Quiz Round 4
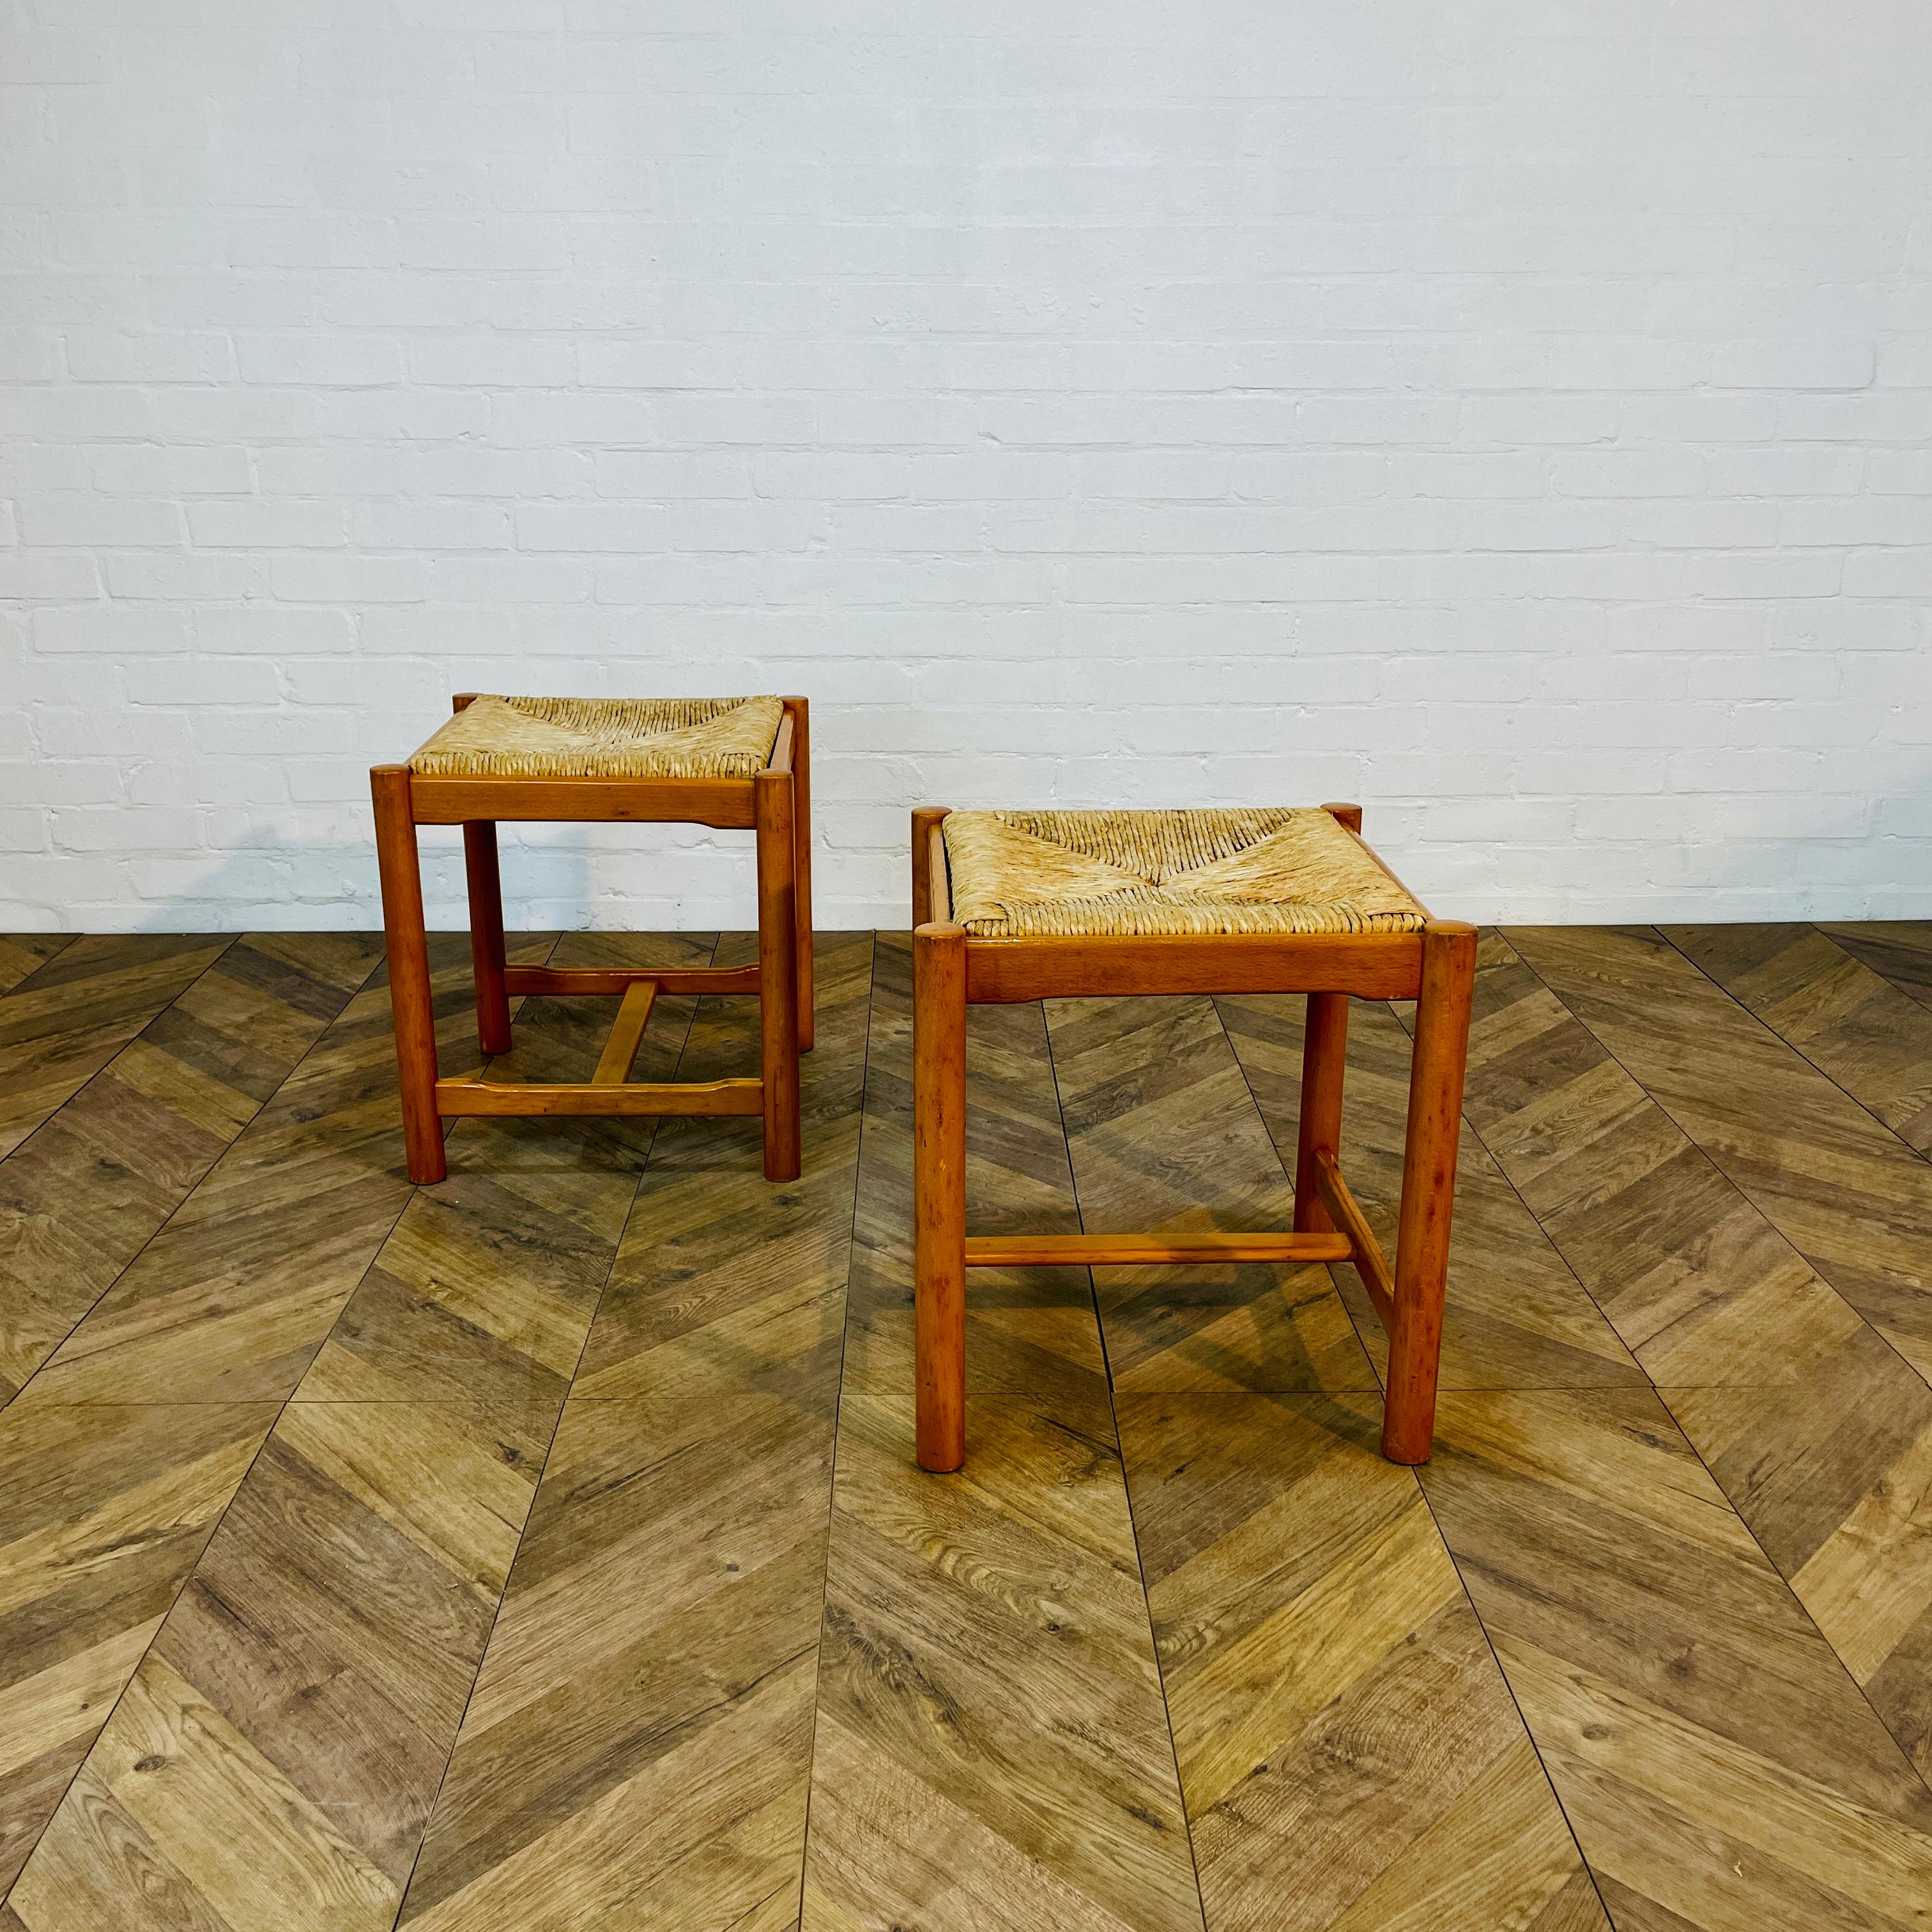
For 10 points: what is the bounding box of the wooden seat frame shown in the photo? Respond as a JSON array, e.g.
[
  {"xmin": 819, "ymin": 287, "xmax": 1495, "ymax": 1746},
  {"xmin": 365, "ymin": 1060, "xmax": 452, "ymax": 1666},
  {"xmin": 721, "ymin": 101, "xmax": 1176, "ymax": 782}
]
[
  {"xmin": 909, "ymin": 801, "xmax": 1475, "ymax": 1469},
  {"xmin": 370, "ymin": 693, "xmax": 813, "ymax": 1187}
]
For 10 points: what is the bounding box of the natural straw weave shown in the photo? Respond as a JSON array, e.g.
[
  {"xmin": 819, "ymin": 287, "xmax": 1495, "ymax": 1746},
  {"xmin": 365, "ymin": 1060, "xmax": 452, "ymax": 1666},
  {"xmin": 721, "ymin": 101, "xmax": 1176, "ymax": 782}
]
[
  {"xmin": 942, "ymin": 808, "xmax": 1428, "ymax": 938},
  {"xmin": 410, "ymin": 694, "xmax": 784, "ymax": 779}
]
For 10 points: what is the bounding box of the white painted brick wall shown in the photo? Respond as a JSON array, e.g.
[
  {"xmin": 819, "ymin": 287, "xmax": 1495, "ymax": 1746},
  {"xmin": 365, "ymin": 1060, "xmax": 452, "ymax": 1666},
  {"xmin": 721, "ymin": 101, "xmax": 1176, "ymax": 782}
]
[{"xmin": 3, "ymin": 0, "xmax": 1930, "ymax": 931}]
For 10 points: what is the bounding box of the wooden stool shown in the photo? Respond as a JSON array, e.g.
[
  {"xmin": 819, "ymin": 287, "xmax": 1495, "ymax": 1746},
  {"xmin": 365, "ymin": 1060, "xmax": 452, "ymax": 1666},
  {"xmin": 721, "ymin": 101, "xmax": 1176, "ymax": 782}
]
[
  {"xmin": 910, "ymin": 802, "xmax": 1474, "ymax": 1469},
  {"xmin": 371, "ymin": 693, "xmax": 813, "ymax": 1187}
]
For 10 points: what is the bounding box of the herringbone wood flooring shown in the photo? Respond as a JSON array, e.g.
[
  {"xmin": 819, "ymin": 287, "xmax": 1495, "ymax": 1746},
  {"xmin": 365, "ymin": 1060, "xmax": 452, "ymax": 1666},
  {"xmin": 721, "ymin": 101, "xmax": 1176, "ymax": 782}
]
[{"xmin": 2, "ymin": 923, "xmax": 1929, "ymax": 1929}]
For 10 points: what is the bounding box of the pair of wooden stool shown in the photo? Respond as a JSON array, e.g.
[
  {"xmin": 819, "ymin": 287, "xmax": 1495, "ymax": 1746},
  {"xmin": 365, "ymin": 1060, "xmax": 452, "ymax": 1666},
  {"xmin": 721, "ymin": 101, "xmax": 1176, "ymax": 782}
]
[{"xmin": 371, "ymin": 695, "xmax": 1473, "ymax": 1465}]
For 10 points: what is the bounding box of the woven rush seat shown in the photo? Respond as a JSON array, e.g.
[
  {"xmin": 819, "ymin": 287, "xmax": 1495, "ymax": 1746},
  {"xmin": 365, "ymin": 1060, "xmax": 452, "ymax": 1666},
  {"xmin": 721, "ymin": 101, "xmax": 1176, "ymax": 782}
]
[
  {"xmin": 942, "ymin": 807, "xmax": 1428, "ymax": 939},
  {"xmin": 410, "ymin": 694, "xmax": 784, "ymax": 780}
]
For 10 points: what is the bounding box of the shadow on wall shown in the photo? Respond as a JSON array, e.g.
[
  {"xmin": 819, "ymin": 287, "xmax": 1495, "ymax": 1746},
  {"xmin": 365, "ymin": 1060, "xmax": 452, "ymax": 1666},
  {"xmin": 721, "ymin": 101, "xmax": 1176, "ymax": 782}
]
[
  {"xmin": 26, "ymin": 756, "xmax": 1932, "ymax": 935},
  {"xmin": 86, "ymin": 818, "xmax": 776, "ymax": 936},
  {"xmin": 1671, "ymin": 767, "xmax": 1932, "ymax": 926}
]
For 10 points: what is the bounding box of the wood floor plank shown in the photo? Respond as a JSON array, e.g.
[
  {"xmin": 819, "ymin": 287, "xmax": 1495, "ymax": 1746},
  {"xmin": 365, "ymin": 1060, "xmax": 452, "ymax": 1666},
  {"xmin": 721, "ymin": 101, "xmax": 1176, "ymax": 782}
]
[
  {"xmin": 572, "ymin": 931, "xmax": 873, "ymax": 1406},
  {"xmin": 0, "ymin": 934, "xmax": 384, "ymax": 1402},
  {"xmin": 8, "ymin": 931, "xmax": 795, "ymax": 1932},
  {"xmin": 0, "ymin": 936, "xmax": 234, "ymax": 1162},
  {"xmin": 1819, "ymin": 922, "xmax": 1932, "ymax": 1014},
  {"xmin": 803, "ymin": 1392, "xmax": 1203, "ymax": 1932},
  {"xmin": 1457, "ymin": 932, "xmax": 1870, "ymax": 1390},
  {"xmin": 6, "ymin": 1399, "xmax": 548, "ymax": 1932},
  {"xmin": 401, "ymin": 1391, "xmax": 833, "ymax": 1931},
  {"xmin": 1507, "ymin": 925, "xmax": 1932, "ymax": 1384},
  {"xmin": 398, "ymin": 933, "xmax": 873, "ymax": 1930},
  {"xmin": 0, "ymin": 940, "xmax": 72, "ymax": 1001},
  {"xmin": 1045, "ymin": 993, "xmax": 1374, "ymax": 1394},
  {"xmin": 804, "ymin": 937, "xmax": 1199, "ymax": 1928},
  {"xmin": 0, "ymin": 1402, "xmax": 278, "ymax": 1895},
  {"xmin": 1220, "ymin": 989, "xmax": 1644, "ymax": 1392},
  {"xmin": 294, "ymin": 933, "xmax": 710, "ymax": 1416},
  {"xmin": 10, "ymin": 921, "xmax": 1930, "ymax": 1927},
  {"xmin": 1452, "ymin": 931, "xmax": 1932, "ymax": 1781},
  {"xmin": 1118, "ymin": 1392, "xmax": 1604, "ymax": 1932},
  {"xmin": 1669, "ymin": 1368, "xmax": 1932, "ymax": 1786},
  {"xmin": 1665, "ymin": 923, "xmax": 1932, "ymax": 1156},
  {"xmin": 839, "ymin": 933, "xmax": 1110, "ymax": 1423},
  {"xmin": 10, "ymin": 931, "xmax": 554, "ymax": 1407},
  {"xmin": 1419, "ymin": 1386, "xmax": 1932, "ymax": 1931}
]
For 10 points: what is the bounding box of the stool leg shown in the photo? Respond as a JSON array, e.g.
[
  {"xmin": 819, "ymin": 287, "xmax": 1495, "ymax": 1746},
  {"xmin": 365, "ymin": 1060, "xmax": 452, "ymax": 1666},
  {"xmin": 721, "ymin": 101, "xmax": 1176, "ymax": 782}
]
[
  {"xmin": 1292, "ymin": 993, "xmax": 1349, "ymax": 1232},
  {"xmin": 755, "ymin": 766, "xmax": 802, "ymax": 1183},
  {"xmin": 462, "ymin": 821, "xmax": 512, "ymax": 1056},
  {"xmin": 1384, "ymin": 919, "xmax": 1476, "ymax": 1463},
  {"xmin": 914, "ymin": 921, "xmax": 967, "ymax": 1472},
  {"xmin": 371, "ymin": 765, "xmax": 445, "ymax": 1185},
  {"xmin": 788, "ymin": 696, "xmax": 815, "ymax": 1053}
]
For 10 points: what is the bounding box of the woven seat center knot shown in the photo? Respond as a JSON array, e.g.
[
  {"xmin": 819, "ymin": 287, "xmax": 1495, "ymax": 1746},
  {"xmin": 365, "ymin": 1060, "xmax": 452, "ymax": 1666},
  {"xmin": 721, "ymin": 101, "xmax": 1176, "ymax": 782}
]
[
  {"xmin": 410, "ymin": 694, "xmax": 784, "ymax": 780},
  {"xmin": 942, "ymin": 808, "xmax": 1428, "ymax": 939}
]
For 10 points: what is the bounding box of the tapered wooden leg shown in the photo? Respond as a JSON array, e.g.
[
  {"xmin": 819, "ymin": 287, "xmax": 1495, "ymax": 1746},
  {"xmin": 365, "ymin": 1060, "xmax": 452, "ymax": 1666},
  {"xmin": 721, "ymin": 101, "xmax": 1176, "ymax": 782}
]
[
  {"xmin": 1384, "ymin": 919, "xmax": 1477, "ymax": 1463},
  {"xmin": 371, "ymin": 764, "xmax": 445, "ymax": 1184},
  {"xmin": 914, "ymin": 920, "xmax": 967, "ymax": 1471},
  {"xmin": 755, "ymin": 766, "xmax": 802, "ymax": 1183},
  {"xmin": 786, "ymin": 697, "xmax": 815, "ymax": 1052},
  {"xmin": 1292, "ymin": 992, "xmax": 1350, "ymax": 1232},
  {"xmin": 462, "ymin": 820, "xmax": 512, "ymax": 1056}
]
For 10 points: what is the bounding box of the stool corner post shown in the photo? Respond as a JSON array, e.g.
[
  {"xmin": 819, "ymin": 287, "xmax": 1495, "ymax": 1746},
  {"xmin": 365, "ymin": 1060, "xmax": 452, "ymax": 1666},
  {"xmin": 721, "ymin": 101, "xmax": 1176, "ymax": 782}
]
[
  {"xmin": 370, "ymin": 762, "xmax": 445, "ymax": 1184},
  {"xmin": 1291, "ymin": 990, "xmax": 1351, "ymax": 1234},
  {"xmin": 755, "ymin": 765, "xmax": 802, "ymax": 1181},
  {"xmin": 783, "ymin": 698, "xmax": 815, "ymax": 1052},
  {"xmin": 1383, "ymin": 917, "xmax": 1476, "ymax": 1462},
  {"xmin": 461, "ymin": 818, "xmax": 512, "ymax": 1056},
  {"xmin": 913, "ymin": 919, "xmax": 967, "ymax": 1471}
]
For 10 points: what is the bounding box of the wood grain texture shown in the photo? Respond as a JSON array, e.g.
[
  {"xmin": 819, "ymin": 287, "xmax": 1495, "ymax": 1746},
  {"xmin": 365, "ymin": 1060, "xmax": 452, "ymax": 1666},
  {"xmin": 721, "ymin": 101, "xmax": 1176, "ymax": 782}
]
[
  {"xmin": 401, "ymin": 1392, "xmax": 832, "ymax": 1931},
  {"xmin": 4, "ymin": 918, "xmax": 1929, "ymax": 1929},
  {"xmin": 1221, "ymin": 986, "xmax": 1645, "ymax": 1393},
  {"xmin": 572, "ymin": 931, "xmax": 873, "ymax": 1407},
  {"xmin": 1452, "ymin": 931, "xmax": 1932, "ymax": 1782},
  {"xmin": 395, "ymin": 934, "xmax": 872, "ymax": 1929},
  {"xmin": 0, "ymin": 935, "xmax": 383, "ymax": 1402},
  {"xmin": 7, "ymin": 1399, "xmax": 548, "ymax": 1932},
  {"xmin": 0, "ymin": 1403, "xmax": 277, "ymax": 1894},
  {"xmin": 0, "ymin": 940, "xmax": 71, "ymax": 1001},
  {"xmin": 1666, "ymin": 922, "xmax": 1932, "ymax": 1155},
  {"xmin": 806, "ymin": 934, "xmax": 1198, "ymax": 1928},
  {"xmin": 1453, "ymin": 931, "xmax": 1867, "ymax": 1390},
  {"xmin": 1420, "ymin": 1387, "xmax": 1932, "ymax": 1932},
  {"xmin": 1819, "ymin": 921, "xmax": 1932, "ymax": 1014},
  {"xmin": 4, "ymin": 939, "xmax": 675, "ymax": 1929},
  {"xmin": 804, "ymin": 1393, "xmax": 1202, "ymax": 1932},
  {"xmin": 1045, "ymin": 992, "xmax": 1374, "ymax": 1395},
  {"xmin": 1508, "ymin": 924, "xmax": 1932, "ymax": 1384},
  {"xmin": 294, "ymin": 932, "xmax": 712, "ymax": 1417},
  {"xmin": 1119, "ymin": 1392, "xmax": 1605, "ymax": 1932},
  {"xmin": 0, "ymin": 936, "xmax": 233, "ymax": 1162},
  {"xmin": 1670, "ymin": 1366, "xmax": 1932, "ymax": 1786},
  {"xmin": 9, "ymin": 931, "xmax": 556, "ymax": 1408}
]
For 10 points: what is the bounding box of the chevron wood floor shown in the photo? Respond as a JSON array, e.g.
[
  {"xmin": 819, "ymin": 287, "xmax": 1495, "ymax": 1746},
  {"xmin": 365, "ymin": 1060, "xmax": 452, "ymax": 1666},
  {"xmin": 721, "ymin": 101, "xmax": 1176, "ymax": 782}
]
[{"xmin": 2, "ymin": 923, "xmax": 1930, "ymax": 1930}]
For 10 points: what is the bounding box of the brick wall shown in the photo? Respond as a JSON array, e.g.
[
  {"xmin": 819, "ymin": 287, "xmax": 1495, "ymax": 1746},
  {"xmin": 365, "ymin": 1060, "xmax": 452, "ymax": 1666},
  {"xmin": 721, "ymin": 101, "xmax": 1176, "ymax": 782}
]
[{"xmin": 4, "ymin": 1, "xmax": 1930, "ymax": 928}]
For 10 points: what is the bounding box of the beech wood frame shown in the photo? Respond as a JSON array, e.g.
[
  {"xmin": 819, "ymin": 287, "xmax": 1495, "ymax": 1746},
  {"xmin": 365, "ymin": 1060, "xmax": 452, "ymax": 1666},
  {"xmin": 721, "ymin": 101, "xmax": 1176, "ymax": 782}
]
[
  {"xmin": 371, "ymin": 693, "xmax": 813, "ymax": 1187},
  {"xmin": 910, "ymin": 801, "xmax": 1475, "ymax": 1469}
]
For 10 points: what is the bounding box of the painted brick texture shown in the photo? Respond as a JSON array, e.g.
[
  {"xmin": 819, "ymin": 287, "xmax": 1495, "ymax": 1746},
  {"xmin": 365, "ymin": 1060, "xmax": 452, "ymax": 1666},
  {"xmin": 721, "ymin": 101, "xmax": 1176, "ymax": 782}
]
[{"xmin": 3, "ymin": 1, "xmax": 1929, "ymax": 928}]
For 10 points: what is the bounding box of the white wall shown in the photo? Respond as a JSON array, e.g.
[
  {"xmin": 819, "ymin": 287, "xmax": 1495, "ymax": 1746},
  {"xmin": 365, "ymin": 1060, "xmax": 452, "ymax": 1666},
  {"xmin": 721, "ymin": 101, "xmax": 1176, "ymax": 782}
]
[{"xmin": 4, "ymin": 0, "xmax": 1930, "ymax": 932}]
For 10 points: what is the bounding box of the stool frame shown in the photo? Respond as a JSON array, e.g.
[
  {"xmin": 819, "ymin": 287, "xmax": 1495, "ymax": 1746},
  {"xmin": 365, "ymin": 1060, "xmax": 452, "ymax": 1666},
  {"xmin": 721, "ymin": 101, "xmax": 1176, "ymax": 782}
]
[
  {"xmin": 909, "ymin": 801, "xmax": 1475, "ymax": 1469},
  {"xmin": 371, "ymin": 693, "xmax": 813, "ymax": 1187}
]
